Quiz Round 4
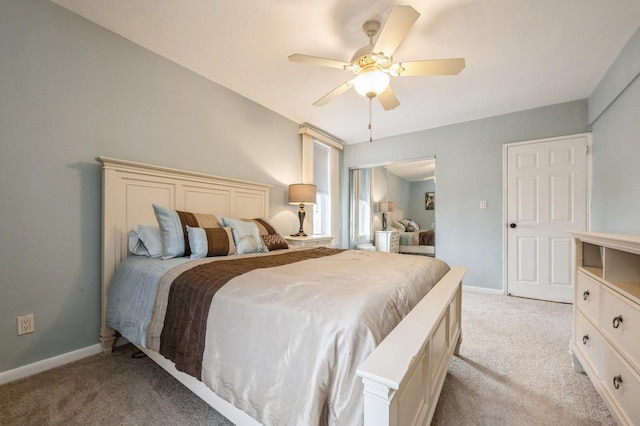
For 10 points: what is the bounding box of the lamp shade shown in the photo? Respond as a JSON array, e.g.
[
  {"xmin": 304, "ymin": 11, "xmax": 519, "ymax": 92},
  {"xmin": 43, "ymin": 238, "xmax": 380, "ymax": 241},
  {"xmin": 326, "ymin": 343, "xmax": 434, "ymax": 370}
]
[
  {"xmin": 288, "ymin": 184, "xmax": 316, "ymax": 205},
  {"xmin": 379, "ymin": 201, "xmax": 394, "ymax": 213},
  {"xmin": 353, "ymin": 70, "xmax": 390, "ymax": 98}
]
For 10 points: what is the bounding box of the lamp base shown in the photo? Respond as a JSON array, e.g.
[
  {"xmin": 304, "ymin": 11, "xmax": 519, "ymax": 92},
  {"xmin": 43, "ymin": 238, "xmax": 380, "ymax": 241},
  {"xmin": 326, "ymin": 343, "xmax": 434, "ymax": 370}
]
[{"xmin": 292, "ymin": 203, "xmax": 307, "ymax": 237}]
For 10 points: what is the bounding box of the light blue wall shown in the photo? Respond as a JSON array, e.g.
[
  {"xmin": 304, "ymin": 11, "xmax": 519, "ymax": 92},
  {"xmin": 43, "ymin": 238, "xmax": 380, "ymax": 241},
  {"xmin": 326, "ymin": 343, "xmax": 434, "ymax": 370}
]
[
  {"xmin": 0, "ymin": 1, "xmax": 301, "ymax": 372},
  {"xmin": 344, "ymin": 100, "xmax": 589, "ymax": 289},
  {"xmin": 589, "ymin": 26, "xmax": 640, "ymax": 230},
  {"xmin": 407, "ymin": 180, "xmax": 436, "ymax": 231}
]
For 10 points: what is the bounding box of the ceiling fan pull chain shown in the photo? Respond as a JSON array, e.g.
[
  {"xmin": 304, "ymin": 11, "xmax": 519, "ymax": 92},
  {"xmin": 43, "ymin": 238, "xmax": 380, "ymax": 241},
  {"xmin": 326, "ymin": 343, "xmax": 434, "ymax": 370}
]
[{"xmin": 369, "ymin": 97, "xmax": 373, "ymax": 142}]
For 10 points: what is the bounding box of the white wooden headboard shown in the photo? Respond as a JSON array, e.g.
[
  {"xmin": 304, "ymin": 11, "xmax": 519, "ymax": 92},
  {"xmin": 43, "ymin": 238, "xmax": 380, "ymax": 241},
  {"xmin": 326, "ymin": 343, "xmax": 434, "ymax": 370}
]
[
  {"xmin": 97, "ymin": 156, "xmax": 271, "ymax": 352},
  {"xmin": 388, "ymin": 206, "xmax": 405, "ymax": 224}
]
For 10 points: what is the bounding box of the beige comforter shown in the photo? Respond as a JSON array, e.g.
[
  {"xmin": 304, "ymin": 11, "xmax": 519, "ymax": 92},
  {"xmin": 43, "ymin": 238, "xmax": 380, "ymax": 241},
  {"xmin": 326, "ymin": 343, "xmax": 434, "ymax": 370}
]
[{"xmin": 146, "ymin": 249, "xmax": 449, "ymax": 425}]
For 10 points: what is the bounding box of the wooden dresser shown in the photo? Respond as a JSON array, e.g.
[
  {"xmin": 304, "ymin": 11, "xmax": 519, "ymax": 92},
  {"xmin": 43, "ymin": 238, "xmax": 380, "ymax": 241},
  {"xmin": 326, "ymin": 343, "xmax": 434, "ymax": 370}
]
[
  {"xmin": 570, "ymin": 231, "xmax": 640, "ymax": 425},
  {"xmin": 375, "ymin": 230, "xmax": 399, "ymax": 253}
]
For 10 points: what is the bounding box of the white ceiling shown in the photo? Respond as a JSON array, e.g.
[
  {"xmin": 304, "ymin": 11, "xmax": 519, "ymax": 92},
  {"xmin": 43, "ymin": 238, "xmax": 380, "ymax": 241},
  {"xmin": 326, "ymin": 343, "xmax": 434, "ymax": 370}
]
[
  {"xmin": 51, "ymin": 0, "xmax": 640, "ymax": 144},
  {"xmin": 387, "ymin": 157, "xmax": 436, "ymax": 181}
]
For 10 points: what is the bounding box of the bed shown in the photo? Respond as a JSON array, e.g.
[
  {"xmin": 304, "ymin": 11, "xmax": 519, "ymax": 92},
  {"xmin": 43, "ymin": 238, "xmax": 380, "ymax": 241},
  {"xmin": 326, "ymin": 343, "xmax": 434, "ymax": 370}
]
[
  {"xmin": 388, "ymin": 208, "xmax": 435, "ymax": 256},
  {"xmin": 98, "ymin": 156, "xmax": 465, "ymax": 426}
]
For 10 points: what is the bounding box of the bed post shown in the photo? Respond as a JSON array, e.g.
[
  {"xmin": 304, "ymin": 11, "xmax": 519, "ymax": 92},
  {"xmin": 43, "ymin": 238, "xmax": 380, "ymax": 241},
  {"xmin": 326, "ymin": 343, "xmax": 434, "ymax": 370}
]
[
  {"xmin": 99, "ymin": 158, "xmax": 117, "ymax": 353},
  {"xmin": 454, "ymin": 333, "xmax": 463, "ymax": 356}
]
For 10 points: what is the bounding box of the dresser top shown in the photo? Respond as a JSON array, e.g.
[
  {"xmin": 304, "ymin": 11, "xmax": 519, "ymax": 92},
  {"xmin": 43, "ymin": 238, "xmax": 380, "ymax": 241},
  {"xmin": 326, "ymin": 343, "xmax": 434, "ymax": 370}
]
[{"xmin": 570, "ymin": 231, "xmax": 640, "ymax": 253}]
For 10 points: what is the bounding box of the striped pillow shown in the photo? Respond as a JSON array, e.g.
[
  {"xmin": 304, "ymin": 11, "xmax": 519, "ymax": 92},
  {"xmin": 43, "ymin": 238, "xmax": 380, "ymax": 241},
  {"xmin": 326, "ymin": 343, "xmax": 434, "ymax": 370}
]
[
  {"xmin": 153, "ymin": 204, "xmax": 222, "ymax": 259},
  {"xmin": 243, "ymin": 218, "xmax": 278, "ymax": 236},
  {"xmin": 186, "ymin": 226, "xmax": 236, "ymax": 258},
  {"xmin": 241, "ymin": 217, "xmax": 288, "ymax": 251}
]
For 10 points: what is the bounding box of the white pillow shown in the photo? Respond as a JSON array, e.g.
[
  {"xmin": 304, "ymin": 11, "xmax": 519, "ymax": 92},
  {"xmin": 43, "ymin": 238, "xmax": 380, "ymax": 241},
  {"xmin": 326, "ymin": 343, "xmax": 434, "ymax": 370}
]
[
  {"xmin": 128, "ymin": 225, "xmax": 162, "ymax": 257},
  {"xmin": 221, "ymin": 217, "xmax": 269, "ymax": 255}
]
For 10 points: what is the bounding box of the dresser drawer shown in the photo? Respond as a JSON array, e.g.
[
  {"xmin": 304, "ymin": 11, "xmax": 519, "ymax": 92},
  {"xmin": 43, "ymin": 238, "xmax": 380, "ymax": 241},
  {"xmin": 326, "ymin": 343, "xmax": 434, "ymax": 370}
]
[
  {"xmin": 576, "ymin": 271, "xmax": 600, "ymax": 324},
  {"xmin": 601, "ymin": 339, "xmax": 640, "ymax": 424},
  {"xmin": 574, "ymin": 310, "xmax": 602, "ymax": 377},
  {"xmin": 600, "ymin": 287, "xmax": 640, "ymax": 371}
]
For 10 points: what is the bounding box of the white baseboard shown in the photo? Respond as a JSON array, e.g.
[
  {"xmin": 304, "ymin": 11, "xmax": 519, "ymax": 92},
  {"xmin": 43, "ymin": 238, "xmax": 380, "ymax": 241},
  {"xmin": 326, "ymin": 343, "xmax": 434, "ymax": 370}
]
[
  {"xmin": 0, "ymin": 344, "xmax": 103, "ymax": 385},
  {"xmin": 462, "ymin": 284, "xmax": 504, "ymax": 295}
]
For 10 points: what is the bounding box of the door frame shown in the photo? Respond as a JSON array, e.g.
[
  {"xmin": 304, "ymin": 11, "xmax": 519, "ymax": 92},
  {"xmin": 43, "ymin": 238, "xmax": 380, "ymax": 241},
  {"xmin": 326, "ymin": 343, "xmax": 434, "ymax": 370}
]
[{"xmin": 502, "ymin": 133, "xmax": 593, "ymax": 296}]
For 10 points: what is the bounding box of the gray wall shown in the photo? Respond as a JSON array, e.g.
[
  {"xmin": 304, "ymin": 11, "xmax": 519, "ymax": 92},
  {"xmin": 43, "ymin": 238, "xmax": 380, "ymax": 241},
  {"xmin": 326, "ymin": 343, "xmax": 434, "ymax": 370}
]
[
  {"xmin": 407, "ymin": 180, "xmax": 436, "ymax": 230},
  {"xmin": 344, "ymin": 100, "xmax": 589, "ymax": 290},
  {"xmin": 589, "ymin": 26, "xmax": 640, "ymax": 230},
  {"xmin": 0, "ymin": 1, "xmax": 301, "ymax": 372}
]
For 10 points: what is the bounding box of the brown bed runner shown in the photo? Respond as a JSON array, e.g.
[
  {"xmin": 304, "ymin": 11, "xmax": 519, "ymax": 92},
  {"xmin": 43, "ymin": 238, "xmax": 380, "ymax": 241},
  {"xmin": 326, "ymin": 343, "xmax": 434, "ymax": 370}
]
[{"xmin": 160, "ymin": 247, "xmax": 344, "ymax": 379}]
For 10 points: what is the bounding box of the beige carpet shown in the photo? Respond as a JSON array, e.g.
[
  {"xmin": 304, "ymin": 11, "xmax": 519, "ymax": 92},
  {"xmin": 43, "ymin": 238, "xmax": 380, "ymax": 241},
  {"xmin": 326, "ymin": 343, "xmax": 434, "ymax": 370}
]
[{"xmin": 1, "ymin": 290, "xmax": 614, "ymax": 425}]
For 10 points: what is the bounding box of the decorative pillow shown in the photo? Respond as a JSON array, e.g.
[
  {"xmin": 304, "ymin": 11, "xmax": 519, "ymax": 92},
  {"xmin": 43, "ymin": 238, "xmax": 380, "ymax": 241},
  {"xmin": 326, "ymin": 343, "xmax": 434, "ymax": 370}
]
[
  {"xmin": 221, "ymin": 217, "xmax": 269, "ymax": 255},
  {"xmin": 388, "ymin": 222, "xmax": 403, "ymax": 232},
  {"xmin": 128, "ymin": 225, "xmax": 163, "ymax": 257},
  {"xmin": 408, "ymin": 219, "xmax": 420, "ymax": 231},
  {"xmin": 262, "ymin": 234, "xmax": 289, "ymax": 251},
  {"xmin": 241, "ymin": 217, "xmax": 280, "ymax": 236},
  {"xmin": 393, "ymin": 221, "xmax": 406, "ymax": 231},
  {"xmin": 186, "ymin": 226, "xmax": 236, "ymax": 258},
  {"xmin": 153, "ymin": 204, "xmax": 222, "ymax": 259}
]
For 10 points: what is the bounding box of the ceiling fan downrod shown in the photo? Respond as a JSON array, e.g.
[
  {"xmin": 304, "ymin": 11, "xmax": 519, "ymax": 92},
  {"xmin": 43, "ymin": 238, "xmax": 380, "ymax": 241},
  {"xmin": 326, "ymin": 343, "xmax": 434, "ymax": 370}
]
[{"xmin": 369, "ymin": 97, "xmax": 373, "ymax": 143}]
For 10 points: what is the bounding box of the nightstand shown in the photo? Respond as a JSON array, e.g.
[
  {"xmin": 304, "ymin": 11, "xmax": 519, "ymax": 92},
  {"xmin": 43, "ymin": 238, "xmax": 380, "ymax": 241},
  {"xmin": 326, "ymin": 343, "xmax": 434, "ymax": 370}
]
[
  {"xmin": 375, "ymin": 230, "xmax": 400, "ymax": 253},
  {"xmin": 284, "ymin": 235, "xmax": 334, "ymax": 248}
]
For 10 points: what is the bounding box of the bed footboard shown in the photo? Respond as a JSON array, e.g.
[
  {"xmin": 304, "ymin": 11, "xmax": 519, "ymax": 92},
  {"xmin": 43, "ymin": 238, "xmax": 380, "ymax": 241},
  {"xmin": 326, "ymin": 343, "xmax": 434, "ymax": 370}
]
[{"xmin": 357, "ymin": 266, "xmax": 465, "ymax": 426}]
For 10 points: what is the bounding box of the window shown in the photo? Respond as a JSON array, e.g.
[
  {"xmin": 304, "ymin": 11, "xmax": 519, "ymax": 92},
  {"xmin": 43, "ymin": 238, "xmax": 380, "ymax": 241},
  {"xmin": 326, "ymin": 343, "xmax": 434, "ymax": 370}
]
[
  {"xmin": 313, "ymin": 141, "xmax": 331, "ymax": 235},
  {"xmin": 299, "ymin": 126, "xmax": 342, "ymax": 243}
]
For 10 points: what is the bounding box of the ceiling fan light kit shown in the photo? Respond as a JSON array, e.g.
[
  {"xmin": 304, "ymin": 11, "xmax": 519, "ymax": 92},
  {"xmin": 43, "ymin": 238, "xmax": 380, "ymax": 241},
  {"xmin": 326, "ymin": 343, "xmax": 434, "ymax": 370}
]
[
  {"xmin": 353, "ymin": 69, "xmax": 390, "ymax": 98},
  {"xmin": 289, "ymin": 5, "xmax": 465, "ymax": 140}
]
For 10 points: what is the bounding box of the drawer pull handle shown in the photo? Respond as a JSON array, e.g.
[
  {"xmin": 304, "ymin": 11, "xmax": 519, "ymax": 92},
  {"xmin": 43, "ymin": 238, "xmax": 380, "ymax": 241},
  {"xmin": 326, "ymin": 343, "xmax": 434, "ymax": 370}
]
[
  {"xmin": 583, "ymin": 290, "xmax": 590, "ymax": 301},
  {"xmin": 613, "ymin": 375, "xmax": 623, "ymax": 390},
  {"xmin": 612, "ymin": 315, "xmax": 623, "ymax": 329},
  {"xmin": 582, "ymin": 334, "xmax": 589, "ymax": 345}
]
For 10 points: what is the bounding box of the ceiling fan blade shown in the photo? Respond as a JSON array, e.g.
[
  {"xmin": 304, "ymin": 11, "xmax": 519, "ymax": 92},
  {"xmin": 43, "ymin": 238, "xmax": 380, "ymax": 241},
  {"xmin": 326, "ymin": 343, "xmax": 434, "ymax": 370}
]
[
  {"xmin": 377, "ymin": 86, "xmax": 400, "ymax": 111},
  {"xmin": 313, "ymin": 81, "xmax": 354, "ymax": 106},
  {"xmin": 373, "ymin": 6, "xmax": 420, "ymax": 57},
  {"xmin": 397, "ymin": 58, "xmax": 466, "ymax": 76},
  {"xmin": 289, "ymin": 54, "xmax": 351, "ymax": 70}
]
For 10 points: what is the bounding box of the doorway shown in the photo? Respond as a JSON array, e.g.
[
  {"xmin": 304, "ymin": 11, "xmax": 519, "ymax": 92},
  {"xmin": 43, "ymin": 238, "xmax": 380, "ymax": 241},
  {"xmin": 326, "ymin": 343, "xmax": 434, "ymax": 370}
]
[{"xmin": 504, "ymin": 133, "xmax": 590, "ymax": 303}]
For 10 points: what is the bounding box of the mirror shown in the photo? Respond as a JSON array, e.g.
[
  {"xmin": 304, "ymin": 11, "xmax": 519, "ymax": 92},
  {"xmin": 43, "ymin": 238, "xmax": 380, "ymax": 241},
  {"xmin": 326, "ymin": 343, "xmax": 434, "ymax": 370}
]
[{"xmin": 349, "ymin": 157, "xmax": 436, "ymax": 256}]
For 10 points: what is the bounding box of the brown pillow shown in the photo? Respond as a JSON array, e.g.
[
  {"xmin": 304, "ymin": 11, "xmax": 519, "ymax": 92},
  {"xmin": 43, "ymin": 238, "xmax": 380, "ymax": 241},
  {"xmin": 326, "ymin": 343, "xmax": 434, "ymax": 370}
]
[{"xmin": 262, "ymin": 234, "xmax": 289, "ymax": 251}]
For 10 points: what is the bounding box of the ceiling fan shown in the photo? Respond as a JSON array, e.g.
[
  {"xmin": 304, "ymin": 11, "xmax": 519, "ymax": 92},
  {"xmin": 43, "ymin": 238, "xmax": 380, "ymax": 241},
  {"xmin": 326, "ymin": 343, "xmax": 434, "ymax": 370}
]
[{"xmin": 289, "ymin": 5, "xmax": 465, "ymax": 111}]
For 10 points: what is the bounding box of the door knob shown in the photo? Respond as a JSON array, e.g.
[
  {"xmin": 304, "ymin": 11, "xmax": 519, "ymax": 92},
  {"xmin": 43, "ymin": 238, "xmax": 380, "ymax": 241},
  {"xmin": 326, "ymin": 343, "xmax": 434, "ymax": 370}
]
[{"xmin": 509, "ymin": 223, "xmax": 517, "ymax": 229}]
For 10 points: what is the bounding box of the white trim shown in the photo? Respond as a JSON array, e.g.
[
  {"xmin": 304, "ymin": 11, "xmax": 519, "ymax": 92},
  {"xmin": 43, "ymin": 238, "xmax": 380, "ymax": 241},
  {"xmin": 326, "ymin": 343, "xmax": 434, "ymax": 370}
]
[
  {"xmin": 298, "ymin": 125, "xmax": 344, "ymax": 150},
  {"xmin": 0, "ymin": 344, "xmax": 102, "ymax": 385},
  {"xmin": 462, "ymin": 284, "xmax": 504, "ymax": 295}
]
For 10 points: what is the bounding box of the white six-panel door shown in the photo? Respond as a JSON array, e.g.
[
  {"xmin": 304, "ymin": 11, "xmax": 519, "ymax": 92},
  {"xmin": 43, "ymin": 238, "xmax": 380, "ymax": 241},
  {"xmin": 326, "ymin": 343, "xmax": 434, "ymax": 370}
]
[{"xmin": 505, "ymin": 134, "xmax": 589, "ymax": 303}]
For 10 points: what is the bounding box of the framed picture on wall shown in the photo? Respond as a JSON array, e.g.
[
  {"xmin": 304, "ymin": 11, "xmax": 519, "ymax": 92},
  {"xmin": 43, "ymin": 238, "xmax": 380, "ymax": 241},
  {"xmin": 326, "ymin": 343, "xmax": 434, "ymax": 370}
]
[{"xmin": 425, "ymin": 192, "xmax": 435, "ymax": 210}]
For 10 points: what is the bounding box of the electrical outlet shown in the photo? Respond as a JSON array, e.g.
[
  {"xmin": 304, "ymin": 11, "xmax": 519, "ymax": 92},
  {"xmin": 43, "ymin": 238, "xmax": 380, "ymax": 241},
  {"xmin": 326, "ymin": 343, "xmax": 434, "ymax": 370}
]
[{"xmin": 17, "ymin": 314, "xmax": 35, "ymax": 335}]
